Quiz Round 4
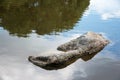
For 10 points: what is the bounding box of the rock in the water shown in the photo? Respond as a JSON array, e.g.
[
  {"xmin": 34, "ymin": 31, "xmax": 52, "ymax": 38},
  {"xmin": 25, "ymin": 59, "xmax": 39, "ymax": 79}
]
[
  {"xmin": 28, "ymin": 32, "xmax": 109, "ymax": 70},
  {"xmin": 28, "ymin": 50, "xmax": 81, "ymax": 70}
]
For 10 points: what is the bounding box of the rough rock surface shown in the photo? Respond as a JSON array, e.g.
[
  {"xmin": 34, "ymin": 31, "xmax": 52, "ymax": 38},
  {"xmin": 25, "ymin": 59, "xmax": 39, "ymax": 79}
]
[{"xmin": 28, "ymin": 32, "xmax": 109, "ymax": 70}]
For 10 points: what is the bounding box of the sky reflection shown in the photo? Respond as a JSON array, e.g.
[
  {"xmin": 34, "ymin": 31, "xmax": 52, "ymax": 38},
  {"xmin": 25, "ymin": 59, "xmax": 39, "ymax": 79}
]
[
  {"xmin": 72, "ymin": 58, "xmax": 120, "ymax": 80},
  {"xmin": 0, "ymin": 0, "xmax": 120, "ymax": 80},
  {"xmin": 89, "ymin": 0, "xmax": 120, "ymax": 20}
]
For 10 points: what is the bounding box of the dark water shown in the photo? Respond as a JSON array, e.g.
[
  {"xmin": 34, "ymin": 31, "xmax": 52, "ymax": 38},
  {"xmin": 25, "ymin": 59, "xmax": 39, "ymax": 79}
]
[{"xmin": 0, "ymin": 0, "xmax": 120, "ymax": 80}]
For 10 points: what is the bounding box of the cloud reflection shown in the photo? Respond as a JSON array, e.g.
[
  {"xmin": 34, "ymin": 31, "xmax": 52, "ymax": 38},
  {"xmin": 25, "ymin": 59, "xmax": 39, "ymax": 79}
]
[
  {"xmin": 0, "ymin": 30, "xmax": 120, "ymax": 80},
  {"xmin": 0, "ymin": 62, "xmax": 76, "ymax": 80},
  {"xmin": 90, "ymin": 0, "xmax": 120, "ymax": 20},
  {"xmin": 72, "ymin": 58, "xmax": 120, "ymax": 80}
]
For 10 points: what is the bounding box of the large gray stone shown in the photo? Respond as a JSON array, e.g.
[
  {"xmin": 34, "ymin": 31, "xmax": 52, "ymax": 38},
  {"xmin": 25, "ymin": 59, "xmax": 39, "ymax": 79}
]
[{"xmin": 28, "ymin": 32, "xmax": 109, "ymax": 70}]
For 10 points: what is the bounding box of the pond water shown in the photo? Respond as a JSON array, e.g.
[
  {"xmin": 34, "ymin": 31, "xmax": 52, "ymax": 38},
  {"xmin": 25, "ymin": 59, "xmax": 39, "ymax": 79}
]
[{"xmin": 0, "ymin": 0, "xmax": 120, "ymax": 80}]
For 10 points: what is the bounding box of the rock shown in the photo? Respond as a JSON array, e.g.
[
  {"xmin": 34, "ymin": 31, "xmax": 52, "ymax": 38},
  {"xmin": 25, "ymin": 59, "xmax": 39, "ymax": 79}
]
[
  {"xmin": 28, "ymin": 50, "xmax": 81, "ymax": 70},
  {"xmin": 57, "ymin": 32, "xmax": 109, "ymax": 52},
  {"xmin": 28, "ymin": 32, "xmax": 109, "ymax": 70}
]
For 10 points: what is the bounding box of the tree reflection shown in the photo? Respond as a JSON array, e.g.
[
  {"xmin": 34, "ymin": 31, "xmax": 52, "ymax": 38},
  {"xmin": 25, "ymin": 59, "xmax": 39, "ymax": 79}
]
[{"xmin": 0, "ymin": 0, "xmax": 90, "ymax": 37}]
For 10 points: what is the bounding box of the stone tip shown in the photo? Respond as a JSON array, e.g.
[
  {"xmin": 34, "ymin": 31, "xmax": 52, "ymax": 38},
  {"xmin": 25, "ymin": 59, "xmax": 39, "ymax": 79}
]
[
  {"xmin": 28, "ymin": 56, "xmax": 34, "ymax": 62},
  {"xmin": 57, "ymin": 47, "xmax": 65, "ymax": 51}
]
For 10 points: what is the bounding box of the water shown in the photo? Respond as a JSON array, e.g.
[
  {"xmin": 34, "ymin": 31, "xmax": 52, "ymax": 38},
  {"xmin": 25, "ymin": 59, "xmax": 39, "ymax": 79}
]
[{"xmin": 0, "ymin": 0, "xmax": 120, "ymax": 80}]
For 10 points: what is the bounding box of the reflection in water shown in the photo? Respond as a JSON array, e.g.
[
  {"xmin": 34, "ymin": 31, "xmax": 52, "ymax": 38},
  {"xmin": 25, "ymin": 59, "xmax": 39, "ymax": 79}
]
[
  {"xmin": 90, "ymin": 0, "xmax": 120, "ymax": 20},
  {"xmin": 72, "ymin": 59, "xmax": 120, "ymax": 80},
  {"xmin": 0, "ymin": 0, "xmax": 89, "ymax": 37},
  {"xmin": 0, "ymin": 0, "xmax": 120, "ymax": 80},
  {"xmin": 81, "ymin": 52, "xmax": 98, "ymax": 61}
]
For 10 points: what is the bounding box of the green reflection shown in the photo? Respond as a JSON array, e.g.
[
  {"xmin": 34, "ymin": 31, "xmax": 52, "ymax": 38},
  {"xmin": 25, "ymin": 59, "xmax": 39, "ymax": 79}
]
[{"xmin": 0, "ymin": 0, "xmax": 89, "ymax": 37}]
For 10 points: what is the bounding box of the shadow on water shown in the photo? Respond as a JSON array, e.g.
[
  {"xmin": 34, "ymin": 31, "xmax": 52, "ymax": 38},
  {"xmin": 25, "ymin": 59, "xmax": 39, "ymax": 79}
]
[{"xmin": 0, "ymin": 0, "xmax": 90, "ymax": 37}]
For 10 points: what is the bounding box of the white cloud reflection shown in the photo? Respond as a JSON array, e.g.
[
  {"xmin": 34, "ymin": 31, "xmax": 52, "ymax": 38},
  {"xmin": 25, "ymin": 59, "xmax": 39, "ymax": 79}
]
[
  {"xmin": 0, "ymin": 61, "xmax": 76, "ymax": 80},
  {"xmin": 0, "ymin": 31, "xmax": 79, "ymax": 80},
  {"xmin": 0, "ymin": 36, "xmax": 119, "ymax": 80},
  {"xmin": 90, "ymin": 0, "xmax": 120, "ymax": 20}
]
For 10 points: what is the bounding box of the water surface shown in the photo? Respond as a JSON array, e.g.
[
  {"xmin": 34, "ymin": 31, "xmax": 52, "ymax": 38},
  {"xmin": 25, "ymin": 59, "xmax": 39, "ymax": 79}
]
[{"xmin": 0, "ymin": 0, "xmax": 120, "ymax": 80}]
